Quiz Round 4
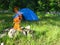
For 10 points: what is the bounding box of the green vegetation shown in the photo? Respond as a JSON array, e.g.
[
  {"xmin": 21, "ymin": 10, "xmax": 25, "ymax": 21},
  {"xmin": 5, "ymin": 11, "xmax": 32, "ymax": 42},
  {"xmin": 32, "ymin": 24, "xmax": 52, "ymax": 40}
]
[
  {"xmin": 0, "ymin": 13, "xmax": 60, "ymax": 45},
  {"xmin": 0, "ymin": 0, "xmax": 60, "ymax": 45},
  {"xmin": 0, "ymin": 0, "xmax": 60, "ymax": 11}
]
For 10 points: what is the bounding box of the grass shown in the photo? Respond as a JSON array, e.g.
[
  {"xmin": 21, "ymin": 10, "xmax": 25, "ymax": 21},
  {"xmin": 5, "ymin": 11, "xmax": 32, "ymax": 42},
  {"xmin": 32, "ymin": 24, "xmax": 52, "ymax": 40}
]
[{"xmin": 0, "ymin": 13, "xmax": 60, "ymax": 45}]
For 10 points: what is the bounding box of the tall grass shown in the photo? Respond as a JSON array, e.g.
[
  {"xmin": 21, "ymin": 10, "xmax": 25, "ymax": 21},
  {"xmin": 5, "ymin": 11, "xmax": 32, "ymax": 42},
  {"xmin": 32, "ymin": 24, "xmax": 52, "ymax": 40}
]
[{"xmin": 0, "ymin": 13, "xmax": 60, "ymax": 45}]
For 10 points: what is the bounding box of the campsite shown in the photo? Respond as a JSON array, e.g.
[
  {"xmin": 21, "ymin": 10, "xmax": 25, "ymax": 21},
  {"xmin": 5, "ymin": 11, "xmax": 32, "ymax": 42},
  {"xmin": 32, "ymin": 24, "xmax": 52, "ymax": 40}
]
[{"xmin": 0, "ymin": 0, "xmax": 60, "ymax": 45}]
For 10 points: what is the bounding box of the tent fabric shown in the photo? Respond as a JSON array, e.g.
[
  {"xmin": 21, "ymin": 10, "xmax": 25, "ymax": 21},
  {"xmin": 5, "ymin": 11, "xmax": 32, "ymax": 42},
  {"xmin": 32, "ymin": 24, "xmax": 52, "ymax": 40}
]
[{"xmin": 19, "ymin": 8, "xmax": 38, "ymax": 21}]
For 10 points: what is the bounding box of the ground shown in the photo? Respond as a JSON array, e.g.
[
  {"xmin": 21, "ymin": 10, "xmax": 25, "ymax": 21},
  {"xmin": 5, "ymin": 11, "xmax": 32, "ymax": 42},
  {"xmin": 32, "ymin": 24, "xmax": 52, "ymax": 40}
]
[{"xmin": 0, "ymin": 13, "xmax": 60, "ymax": 45}]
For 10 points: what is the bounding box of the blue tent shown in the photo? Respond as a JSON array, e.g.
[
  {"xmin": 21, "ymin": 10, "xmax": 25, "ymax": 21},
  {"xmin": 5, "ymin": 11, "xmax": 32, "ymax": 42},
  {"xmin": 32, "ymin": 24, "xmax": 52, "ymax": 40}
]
[{"xmin": 19, "ymin": 8, "xmax": 38, "ymax": 21}]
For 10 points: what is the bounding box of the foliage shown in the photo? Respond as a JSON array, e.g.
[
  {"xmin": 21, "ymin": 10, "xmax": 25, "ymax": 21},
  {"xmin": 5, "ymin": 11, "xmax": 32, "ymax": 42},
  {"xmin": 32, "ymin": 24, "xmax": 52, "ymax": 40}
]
[{"xmin": 0, "ymin": 0, "xmax": 60, "ymax": 11}]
